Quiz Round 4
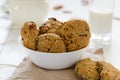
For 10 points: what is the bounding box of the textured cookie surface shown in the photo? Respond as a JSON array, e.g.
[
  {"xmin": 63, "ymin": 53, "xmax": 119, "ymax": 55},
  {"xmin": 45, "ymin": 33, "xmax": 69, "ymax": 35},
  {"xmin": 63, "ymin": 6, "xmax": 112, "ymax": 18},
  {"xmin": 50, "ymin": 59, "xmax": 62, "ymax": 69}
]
[
  {"xmin": 57, "ymin": 19, "xmax": 91, "ymax": 52},
  {"xmin": 37, "ymin": 33, "xmax": 66, "ymax": 53},
  {"xmin": 39, "ymin": 18, "xmax": 63, "ymax": 34},
  {"xmin": 21, "ymin": 21, "xmax": 39, "ymax": 50},
  {"xmin": 75, "ymin": 58, "xmax": 120, "ymax": 80},
  {"xmin": 75, "ymin": 58, "xmax": 100, "ymax": 80},
  {"xmin": 98, "ymin": 61, "xmax": 120, "ymax": 80}
]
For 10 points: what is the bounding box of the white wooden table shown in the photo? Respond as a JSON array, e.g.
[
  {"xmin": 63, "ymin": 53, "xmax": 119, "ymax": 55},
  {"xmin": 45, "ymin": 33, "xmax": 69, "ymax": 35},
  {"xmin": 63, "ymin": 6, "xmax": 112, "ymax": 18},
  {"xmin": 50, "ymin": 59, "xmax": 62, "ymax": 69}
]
[{"xmin": 0, "ymin": 0, "xmax": 120, "ymax": 79}]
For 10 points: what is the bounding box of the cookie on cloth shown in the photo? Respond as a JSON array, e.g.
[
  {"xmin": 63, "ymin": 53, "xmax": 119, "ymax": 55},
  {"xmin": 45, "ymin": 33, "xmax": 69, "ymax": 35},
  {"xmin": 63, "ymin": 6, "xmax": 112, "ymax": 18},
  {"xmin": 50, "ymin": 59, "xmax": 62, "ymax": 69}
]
[
  {"xmin": 75, "ymin": 58, "xmax": 120, "ymax": 80},
  {"xmin": 75, "ymin": 58, "xmax": 100, "ymax": 80},
  {"xmin": 98, "ymin": 61, "xmax": 120, "ymax": 80}
]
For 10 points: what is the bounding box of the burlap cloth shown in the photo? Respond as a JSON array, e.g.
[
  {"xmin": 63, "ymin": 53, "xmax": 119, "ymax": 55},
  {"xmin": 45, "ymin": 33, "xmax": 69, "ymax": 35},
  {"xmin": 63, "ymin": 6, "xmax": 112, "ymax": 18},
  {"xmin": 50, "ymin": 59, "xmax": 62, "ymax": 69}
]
[
  {"xmin": 9, "ymin": 58, "xmax": 78, "ymax": 80},
  {"xmin": 9, "ymin": 48, "xmax": 104, "ymax": 80}
]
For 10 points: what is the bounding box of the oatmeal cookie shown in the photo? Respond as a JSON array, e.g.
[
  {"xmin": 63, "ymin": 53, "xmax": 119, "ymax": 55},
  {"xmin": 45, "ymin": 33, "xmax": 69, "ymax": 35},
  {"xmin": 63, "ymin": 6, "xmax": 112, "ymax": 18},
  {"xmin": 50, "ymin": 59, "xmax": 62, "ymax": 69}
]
[
  {"xmin": 75, "ymin": 58, "xmax": 100, "ymax": 80},
  {"xmin": 39, "ymin": 18, "xmax": 63, "ymax": 34},
  {"xmin": 98, "ymin": 61, "xmax": 120, "ymax": 80},
  {"xmin": 21, "ymin": 21, "xmax": 39, "ymax": 50},
  {"xmin": 37, "ymin": 33, "xmax": 66, "ymax": 53},
  {"xmin": 57, "ymin": 19, "xmax": 91, "ymax": 52},
  {"xmin": 75, "ymin": 58, "xmax": 120, "ymax": 80}
]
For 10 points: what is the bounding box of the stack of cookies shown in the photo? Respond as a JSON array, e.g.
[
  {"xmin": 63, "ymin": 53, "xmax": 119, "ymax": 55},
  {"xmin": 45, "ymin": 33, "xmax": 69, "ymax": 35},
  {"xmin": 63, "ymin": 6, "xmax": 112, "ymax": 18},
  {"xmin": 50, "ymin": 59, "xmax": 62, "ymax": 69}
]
[{"xmin": 21, "ymin": 18, "xmax": 91, "ymax": 53}]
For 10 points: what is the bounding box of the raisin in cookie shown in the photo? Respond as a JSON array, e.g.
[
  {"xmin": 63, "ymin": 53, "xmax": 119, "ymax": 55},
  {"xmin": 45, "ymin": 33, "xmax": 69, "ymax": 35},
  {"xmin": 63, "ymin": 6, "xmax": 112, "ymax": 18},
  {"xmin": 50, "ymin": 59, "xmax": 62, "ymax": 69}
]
[
  {"xmin": 21, "ymin": 21, "xmax": 39, "ymax": 50},
  {"xmin": 75, "ymin": 58, "xmax": 100, "ymax": 80},
  {"xmin": 98, "ymin": 61, "xmax": 120, "ymax": 80},
  {"xmin": 57, "ymin": 19, "xmax": 91, "ymax": 52},
  {"xmin": 37, "ymin": 33, "xmax": 66, "ymax": 53},
  {"xmin": 39, "ymin": 18, "xmax": 63, "ymax": 34}
]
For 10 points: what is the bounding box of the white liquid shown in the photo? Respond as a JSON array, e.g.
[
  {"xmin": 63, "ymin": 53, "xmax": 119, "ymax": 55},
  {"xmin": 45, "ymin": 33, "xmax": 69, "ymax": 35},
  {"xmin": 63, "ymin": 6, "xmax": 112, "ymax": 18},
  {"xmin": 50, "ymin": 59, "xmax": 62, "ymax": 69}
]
[{"xmin": 89, "ymin": 8, "xmax": 113, "ymax": 34}]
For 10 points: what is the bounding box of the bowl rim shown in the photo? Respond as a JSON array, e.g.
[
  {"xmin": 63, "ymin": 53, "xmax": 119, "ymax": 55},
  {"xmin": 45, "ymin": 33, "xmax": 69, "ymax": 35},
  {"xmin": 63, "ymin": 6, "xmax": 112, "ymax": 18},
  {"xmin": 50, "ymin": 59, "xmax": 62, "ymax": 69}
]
[{"xmin": 18, "ymin": 36, "xmax": 88, "ymax": 55}]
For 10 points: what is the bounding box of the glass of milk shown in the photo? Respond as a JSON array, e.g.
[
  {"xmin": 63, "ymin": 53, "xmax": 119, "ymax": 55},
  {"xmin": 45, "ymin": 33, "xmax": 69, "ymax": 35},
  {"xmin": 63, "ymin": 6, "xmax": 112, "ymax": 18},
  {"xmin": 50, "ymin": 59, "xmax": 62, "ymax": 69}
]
[
  {"xmin": 89, "ymin": 0, "xmax": 115, "ymax": 45},
  {"xmin": 6, "ymin": 0, "xmax": 48, "ymax": 26}
]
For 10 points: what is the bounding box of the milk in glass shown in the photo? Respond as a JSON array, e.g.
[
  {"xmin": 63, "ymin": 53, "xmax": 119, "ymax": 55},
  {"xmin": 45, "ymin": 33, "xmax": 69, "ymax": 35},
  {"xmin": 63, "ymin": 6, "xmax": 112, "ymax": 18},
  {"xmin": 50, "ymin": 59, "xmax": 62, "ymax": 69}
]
[
  {"xmin": 89, "ymin": 0, "xmax": 115, "ymax": 45},
  {"xmin": 90, "ymin": 8, "xmax": 113, "ymax": 34}
]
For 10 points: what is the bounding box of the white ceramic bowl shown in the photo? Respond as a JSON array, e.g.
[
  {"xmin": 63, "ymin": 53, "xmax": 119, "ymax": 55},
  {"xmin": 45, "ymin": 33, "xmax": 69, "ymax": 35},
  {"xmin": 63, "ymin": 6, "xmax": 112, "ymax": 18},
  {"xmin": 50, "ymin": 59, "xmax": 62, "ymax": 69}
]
[{"xmin": 18, "ymin": 36, "xmax": 87, "ymax": 69}]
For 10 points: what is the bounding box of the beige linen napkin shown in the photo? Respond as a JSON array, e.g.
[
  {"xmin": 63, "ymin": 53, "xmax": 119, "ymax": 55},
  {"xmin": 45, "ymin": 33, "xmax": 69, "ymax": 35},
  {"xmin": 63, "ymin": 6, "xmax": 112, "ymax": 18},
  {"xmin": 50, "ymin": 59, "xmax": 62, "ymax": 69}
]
[{"xmin": 9, "ymin": 58, "xmax": 79, "ymax": 80}]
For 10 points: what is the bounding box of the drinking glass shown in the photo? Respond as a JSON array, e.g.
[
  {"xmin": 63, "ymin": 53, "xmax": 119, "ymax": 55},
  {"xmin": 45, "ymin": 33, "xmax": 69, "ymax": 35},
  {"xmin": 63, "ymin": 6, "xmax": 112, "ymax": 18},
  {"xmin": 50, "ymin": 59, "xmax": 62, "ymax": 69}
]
[{"xmin": 89, "ymin": 0, "xmax": 115, "ymax": 45}]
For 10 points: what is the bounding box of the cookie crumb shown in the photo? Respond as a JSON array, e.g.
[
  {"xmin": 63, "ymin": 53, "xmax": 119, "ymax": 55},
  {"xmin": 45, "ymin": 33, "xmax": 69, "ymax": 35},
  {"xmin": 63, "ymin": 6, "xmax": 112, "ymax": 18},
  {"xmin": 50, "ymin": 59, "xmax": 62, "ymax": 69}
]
[
  {"xmin": 81, "ymin": 0, "xmax": 89, "ymax": 6},
  {"xmin": 94, "ymin": 48, "xmax": 103, "ymax": 54},
  {"xmin": 114, "ymin": 17, "xmax": 120, "ymax": 21},
  {"xmin": 63, "ymin": 10, "xmax": 72, "ymax": 14},
  {"xmin": 53, "ymin": 5, "xmax": 63, "ymax": 10}
]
